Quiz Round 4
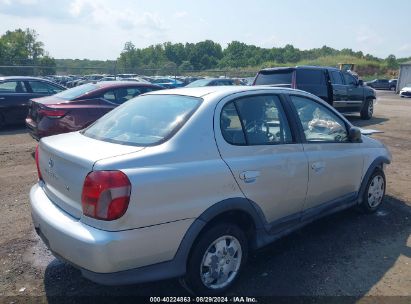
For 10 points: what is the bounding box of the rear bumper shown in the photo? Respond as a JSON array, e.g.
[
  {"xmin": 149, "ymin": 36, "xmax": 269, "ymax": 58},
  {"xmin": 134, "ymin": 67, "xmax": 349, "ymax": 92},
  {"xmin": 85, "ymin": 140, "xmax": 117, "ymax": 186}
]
[
  {"xmin": 25, "ymin": 118, "xmax": 40, "ymax": 140},
  {"xmin": 30, "ymin": 183, "xmax": 194, "ymax": 283}
]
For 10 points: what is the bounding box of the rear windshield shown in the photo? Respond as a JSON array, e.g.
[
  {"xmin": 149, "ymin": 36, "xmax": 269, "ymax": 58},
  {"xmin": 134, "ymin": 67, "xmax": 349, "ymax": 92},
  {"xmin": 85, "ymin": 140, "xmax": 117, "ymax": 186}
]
[
  {"xmin": 54, "ymin": 83, "xmax": 99, "ymax": 100},
  {"xmin": 82, "ymin": 94, "xmax": 202, "ymax": 146},
  {"xmin": 254, "ymin": 71, "xmax": 293, "ymax": 85}
]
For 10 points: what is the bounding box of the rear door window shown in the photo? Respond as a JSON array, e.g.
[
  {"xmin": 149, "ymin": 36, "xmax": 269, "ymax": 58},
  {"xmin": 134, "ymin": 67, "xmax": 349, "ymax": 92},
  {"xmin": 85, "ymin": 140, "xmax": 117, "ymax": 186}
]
[
  {"xmin": 296, "ymin": 69, "xmax": 326, "ymax": 85},
  {"xmin": 221, "ymin": 95, "xmax": 293, "ymax": 145},
  {"xmin": 103, "ymin": 87, "xmax": 152, "ymax": 105},
  {"xmin": 0, "ymin": 81, "xmax": 27, "ymax": 93},
  {"xmin": 254, "ymin": 71, "xmax": 293, "ymax": 85}
]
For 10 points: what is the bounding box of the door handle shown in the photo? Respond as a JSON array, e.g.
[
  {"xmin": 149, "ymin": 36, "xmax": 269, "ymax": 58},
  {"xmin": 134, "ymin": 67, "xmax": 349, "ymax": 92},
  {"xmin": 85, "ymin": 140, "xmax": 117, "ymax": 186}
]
[
  {"xmin": 0, "ymin": 97, "xmax": 5, "ymax": 100},
  {"xmin": 239, "ymin": 170, "xmax": 260, "ymax": 183},
  {"xmin": 311, "ymin": 162, "xmax": 325, "ymax": 172}
]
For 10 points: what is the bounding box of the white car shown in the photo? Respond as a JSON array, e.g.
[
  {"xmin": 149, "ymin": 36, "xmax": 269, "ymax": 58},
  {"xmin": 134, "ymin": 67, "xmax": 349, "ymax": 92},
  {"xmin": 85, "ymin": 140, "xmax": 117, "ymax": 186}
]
[
  {"xmin": 30, "ymin": 86, "xmax": 391, "ymax": 294},
  {"xmin": 400, "ymin": 84, "xmax": 411, "ymax": 97}
]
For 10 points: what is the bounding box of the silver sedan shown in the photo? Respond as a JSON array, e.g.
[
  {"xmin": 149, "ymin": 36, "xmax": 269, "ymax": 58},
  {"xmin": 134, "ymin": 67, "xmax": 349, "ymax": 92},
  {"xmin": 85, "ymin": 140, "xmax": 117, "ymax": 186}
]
[{"xmin": 30, "ymin": 86, "xmax": 391, "ymax": 295}]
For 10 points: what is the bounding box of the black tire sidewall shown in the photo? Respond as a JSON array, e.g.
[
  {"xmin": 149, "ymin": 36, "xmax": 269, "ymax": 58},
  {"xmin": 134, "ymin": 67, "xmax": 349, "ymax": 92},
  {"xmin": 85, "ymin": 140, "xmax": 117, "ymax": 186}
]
[
  {"xmin": 0, "ymin": 112, "xmax": 4, "ymax": 129},
  {"xmin": 183, "ymin": 223, "xmax": 248, "ymax": 295},
  {"xmin": 360, "ymin": 99, "xmax": 373, "ymax": 120},
  {"xmin": 361, "ymin": 169, "xmax": 386, "ymax": 213}
]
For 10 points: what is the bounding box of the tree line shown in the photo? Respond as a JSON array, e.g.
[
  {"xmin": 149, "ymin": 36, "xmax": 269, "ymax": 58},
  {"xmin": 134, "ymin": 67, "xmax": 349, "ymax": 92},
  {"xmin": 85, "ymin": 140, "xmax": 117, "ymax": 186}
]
[
  {"xmin": 117, "ymin": 40, "xmax": 406, "ymax": 73},
  {"xmin": 1, "ymin": 28, "xmax": 410, "ymax": 77}
]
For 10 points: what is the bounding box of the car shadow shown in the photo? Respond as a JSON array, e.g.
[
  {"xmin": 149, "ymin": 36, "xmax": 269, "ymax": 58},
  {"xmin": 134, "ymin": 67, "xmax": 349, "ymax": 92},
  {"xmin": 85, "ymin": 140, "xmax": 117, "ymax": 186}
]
[
  {"xmin": 345, "ymin": 115, "xmax": 389, "ymax": 128},
  {"xmin": 43, "ymin": 195, "xmax": 411, "ymax": 301},
  {"xmin": 0, "ymin": 124, "xmax": 28, "ymax": 136}
]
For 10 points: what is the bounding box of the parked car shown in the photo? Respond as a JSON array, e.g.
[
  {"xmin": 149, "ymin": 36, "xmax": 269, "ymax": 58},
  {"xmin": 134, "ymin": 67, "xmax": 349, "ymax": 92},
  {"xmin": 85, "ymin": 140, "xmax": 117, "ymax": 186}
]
[
  {"xmin": 399, "ymin": 84, "xmax": 411, "ymax": 97},
  {"xmin": 185, "ymin": 78, "xmax": 236, "ymax": 87},
  {"xmin": 121, "ymin": 77, "xmax": 151, "ymax": 84},
  {"xmin": 0, "ymin": 76, "xmax": 66, "ymax": 128},
  {"xmin": 389, "ymin": 79, "xmax": 397, "ymax": 91},
  {"xmin": 31, "ymin": 86, "xmax": 391, "ymax": 295},
  {"xmin": 150, "ymin": 77, "xmax": 184, "ymax": 89},
  {"xmin": 253, "ymin": 66, "xmax": 376, "ymax": 119},
  {"xmin": 26, "ymin": 81, "xmax": 162, "ymax": 139},
  {"xmin": 365, "ymin": 79, "xmax": 391, "ymax": 90}
]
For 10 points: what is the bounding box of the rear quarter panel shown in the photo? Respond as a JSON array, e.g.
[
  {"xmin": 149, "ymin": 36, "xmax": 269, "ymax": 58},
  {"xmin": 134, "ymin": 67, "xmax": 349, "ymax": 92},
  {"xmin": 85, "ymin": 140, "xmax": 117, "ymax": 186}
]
[{"xmin": 83, "ymin": 98, "xmax": 245, "ymax": 231}]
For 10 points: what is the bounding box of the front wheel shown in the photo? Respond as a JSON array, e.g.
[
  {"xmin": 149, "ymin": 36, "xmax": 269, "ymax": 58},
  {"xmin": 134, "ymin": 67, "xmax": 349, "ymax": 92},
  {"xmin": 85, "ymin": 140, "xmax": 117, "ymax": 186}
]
[
  {"xmin": 360, "ymin": 99, "xmax": 373, "ymax": 120},
  {"xmin": 359, "ymin": 169, "xmax": 386, "ymax": 213},
  {"xmin": 180, "ymin": 223, "xmax": 248, "ymax": 295}
]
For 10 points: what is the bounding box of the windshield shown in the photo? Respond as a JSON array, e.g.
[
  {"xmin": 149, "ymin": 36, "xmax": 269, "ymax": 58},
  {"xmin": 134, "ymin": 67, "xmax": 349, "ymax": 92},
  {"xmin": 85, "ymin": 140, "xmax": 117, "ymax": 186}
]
[
  {"xmin": 83, "ymin": 94, "xmax": 202, "ymax": 146},
  {"xmin": 254, "ymin": 71, "xmax": 293, "ymax": 85},
  {"xmin": 54, "ymin": 83, "xmax": 99, "ymax": 100},
  {"xmin": 185, "ymin": 79, "xmax": 212, "ymax": 87}
]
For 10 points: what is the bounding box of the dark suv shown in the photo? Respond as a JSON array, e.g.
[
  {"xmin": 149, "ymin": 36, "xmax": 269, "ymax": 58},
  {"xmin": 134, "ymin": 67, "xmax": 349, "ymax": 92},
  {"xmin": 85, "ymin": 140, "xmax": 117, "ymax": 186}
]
[{"xmin": 253, "ymin": 66, "xmax": 376, "ymax": 119}]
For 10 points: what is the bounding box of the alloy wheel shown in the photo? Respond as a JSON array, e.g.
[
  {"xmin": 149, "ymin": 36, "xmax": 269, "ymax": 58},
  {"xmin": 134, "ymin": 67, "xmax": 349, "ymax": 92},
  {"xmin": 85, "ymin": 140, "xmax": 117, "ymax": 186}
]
[{"xmin": 200, "ymin": 235, "xmax": 242, "ymax": 289}]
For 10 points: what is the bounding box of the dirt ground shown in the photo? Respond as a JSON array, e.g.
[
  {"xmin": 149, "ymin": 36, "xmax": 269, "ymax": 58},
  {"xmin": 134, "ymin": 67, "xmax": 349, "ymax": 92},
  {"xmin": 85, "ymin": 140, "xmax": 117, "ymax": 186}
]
[{"xmin": 0, "ymin": 90, "xmax": 410, "ymax": 301}]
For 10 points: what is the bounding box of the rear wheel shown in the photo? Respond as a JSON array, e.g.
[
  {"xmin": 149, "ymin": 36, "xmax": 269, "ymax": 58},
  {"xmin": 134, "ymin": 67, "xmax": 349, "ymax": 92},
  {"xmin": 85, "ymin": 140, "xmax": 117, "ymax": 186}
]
[
  {"xmin": 180, "ymin": 223, "xmax": 248, "ymax": 295},
  {"xmin": 359, "ymin": 169, "xmax": 386, "ymax": 213},
  {"xmin": 0, "ymin": 112, "xmax": 5, "ymax": 129},
  {"xmin": 360, "ymin": 99, "xmax": 373, "ymax": 120},
  {"xmin": 390, "ymin": 86, "xmax": 395, "ymax": 91}
]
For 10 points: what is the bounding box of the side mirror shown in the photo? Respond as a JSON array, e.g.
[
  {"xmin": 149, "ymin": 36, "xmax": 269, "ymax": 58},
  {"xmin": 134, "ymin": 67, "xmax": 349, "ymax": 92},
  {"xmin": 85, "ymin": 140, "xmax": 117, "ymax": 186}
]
[
  {"xmin": 358, "ymin": 79, "xmax": 364, "ymax": 86},
  {"xmin": 348, "ymin": 127, "xmax": 362, "ymax": 142}
]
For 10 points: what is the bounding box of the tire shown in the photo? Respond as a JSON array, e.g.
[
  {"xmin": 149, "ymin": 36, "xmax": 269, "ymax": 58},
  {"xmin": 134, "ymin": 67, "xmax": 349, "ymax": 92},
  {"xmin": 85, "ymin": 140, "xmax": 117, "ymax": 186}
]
[
  {"xmin": 360, "ymin": 98, "xmax": 373, "ymax": 120},
  {"xmin": 180, "ymin": 223, "xmax": 248, "ymax": 295},
  {"xmin": 0, "ymin": 112, "xmax": 5, "ymax": 129},
  {"xmin": 390, "ymin": 86, "xmax": 395, "ymax": 91},
  {"xmin": 359, "ymin": 169, "xmax": 386, "ymax": 213}
]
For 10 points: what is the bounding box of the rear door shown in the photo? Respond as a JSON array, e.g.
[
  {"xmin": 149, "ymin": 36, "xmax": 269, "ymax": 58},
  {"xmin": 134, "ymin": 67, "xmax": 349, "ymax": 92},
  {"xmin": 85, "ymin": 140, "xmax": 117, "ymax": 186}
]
[
  {"xmin": 215, "ymin": 92, "xmax": 308, "ymax": 227},
  {"xmin": 295, "ymin": 69, "xmax": 329, "ymax": 102},
  {"xmin": 0, "ymin": 80, "xmax": 31, "ymax": 124},
  {"xmin": 288, "ymin": 94, "xmax": 364, "ymax": 215},
  {"xmin": 329, "ymin": 70, "xmax": 348, "ymax": 110}
]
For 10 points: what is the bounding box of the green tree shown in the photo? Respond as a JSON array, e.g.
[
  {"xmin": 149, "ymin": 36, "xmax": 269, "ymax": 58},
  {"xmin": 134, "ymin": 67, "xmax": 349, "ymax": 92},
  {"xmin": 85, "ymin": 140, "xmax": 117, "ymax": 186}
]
[
  {"xmin": 0, "ymin": 28, "xmax": 55, "ymax": 75},
  {"xmin": 385, "ymin": 54, "xmax": 398, "ymax": 69}
]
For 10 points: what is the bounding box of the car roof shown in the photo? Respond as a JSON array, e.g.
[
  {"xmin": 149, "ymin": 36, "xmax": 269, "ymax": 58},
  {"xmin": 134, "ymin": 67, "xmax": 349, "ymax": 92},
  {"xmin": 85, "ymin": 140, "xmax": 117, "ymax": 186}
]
[
  {"xmin": 145, "ymin": 85, "xmax": 309, "ymax": 98},
  {"xmin": 259, "ymin": 65, "xmax": 340, "ymax": 73},
  {"xmin": 0, "ymin": 76, "xmax": 52, "ymax": 81},
  {"xmin": 92, "ymin": 81, "xmax": 159, "ymax": 88}
]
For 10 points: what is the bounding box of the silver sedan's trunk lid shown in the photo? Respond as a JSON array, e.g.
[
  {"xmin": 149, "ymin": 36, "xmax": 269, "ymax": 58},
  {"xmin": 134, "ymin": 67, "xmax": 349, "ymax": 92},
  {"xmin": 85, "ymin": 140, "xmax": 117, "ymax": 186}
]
[{"xmin": 38, "ymin": 132, "xmax": 143, "ymax": 219}]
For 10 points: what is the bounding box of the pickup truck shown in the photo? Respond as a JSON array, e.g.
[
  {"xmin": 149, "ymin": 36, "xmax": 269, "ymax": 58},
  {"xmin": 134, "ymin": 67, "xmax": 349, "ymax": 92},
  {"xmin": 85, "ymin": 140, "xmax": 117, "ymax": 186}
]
[{"xmin": 253, "ymin": 66, "xmax": 376, "ymax": 119}]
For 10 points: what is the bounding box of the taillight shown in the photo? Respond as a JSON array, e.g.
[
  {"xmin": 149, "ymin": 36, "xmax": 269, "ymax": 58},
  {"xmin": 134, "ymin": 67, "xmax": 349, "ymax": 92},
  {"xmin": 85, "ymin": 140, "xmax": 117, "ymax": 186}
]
[
  {"xmin": 38, "ymin": 108, "xmax": 67, "ymax": 118},
  {"xmin": 81, "ymin": 171, "xmax": 131, "ymax": 221},
  {"xmin": 35, "ymin": 145, "xmax": 42, "ymax": 180}
]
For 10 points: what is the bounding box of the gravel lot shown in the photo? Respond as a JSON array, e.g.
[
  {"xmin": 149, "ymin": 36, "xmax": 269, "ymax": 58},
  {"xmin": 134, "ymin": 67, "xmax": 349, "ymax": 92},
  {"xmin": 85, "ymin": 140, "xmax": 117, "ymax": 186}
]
[{"xmin": 0, "ymin": 91, "xmax": 410, "ymax": 301}]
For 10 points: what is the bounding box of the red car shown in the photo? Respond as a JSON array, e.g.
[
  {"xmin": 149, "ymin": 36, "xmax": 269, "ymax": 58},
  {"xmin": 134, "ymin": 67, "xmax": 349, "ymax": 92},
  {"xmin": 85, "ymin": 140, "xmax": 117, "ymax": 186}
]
[{"xmin": 26, "ymin": 81, "xmax": 162, "ymax": 139}]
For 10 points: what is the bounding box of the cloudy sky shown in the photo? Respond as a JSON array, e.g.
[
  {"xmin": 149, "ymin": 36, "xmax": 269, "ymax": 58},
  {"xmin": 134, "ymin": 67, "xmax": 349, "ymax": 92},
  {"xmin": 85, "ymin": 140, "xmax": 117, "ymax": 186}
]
[{"xmin": 0, "ymin": 0, "xmax": 410, "ymax": 60}]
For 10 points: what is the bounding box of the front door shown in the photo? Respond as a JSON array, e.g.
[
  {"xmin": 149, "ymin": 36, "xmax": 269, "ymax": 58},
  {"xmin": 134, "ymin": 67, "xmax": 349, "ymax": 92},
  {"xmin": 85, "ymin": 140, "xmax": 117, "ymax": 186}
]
[
  {"xmin": 214, "ymin": 92, "xmax": 308, "ymax": 226},
  {"xmin": 343, "ymin": 72, "xmax": 364, "ymax": 112},
  {"xmin": 288, "ymin": 95, "xmax": 364, "ymax": 212}
]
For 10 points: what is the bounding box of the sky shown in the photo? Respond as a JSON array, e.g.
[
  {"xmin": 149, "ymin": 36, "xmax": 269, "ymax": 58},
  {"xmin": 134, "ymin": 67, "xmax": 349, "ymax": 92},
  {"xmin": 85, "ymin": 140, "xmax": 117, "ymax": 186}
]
[{"xmin": 0, "ymin": 0, "xmax": 410, "ymax": 60}]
